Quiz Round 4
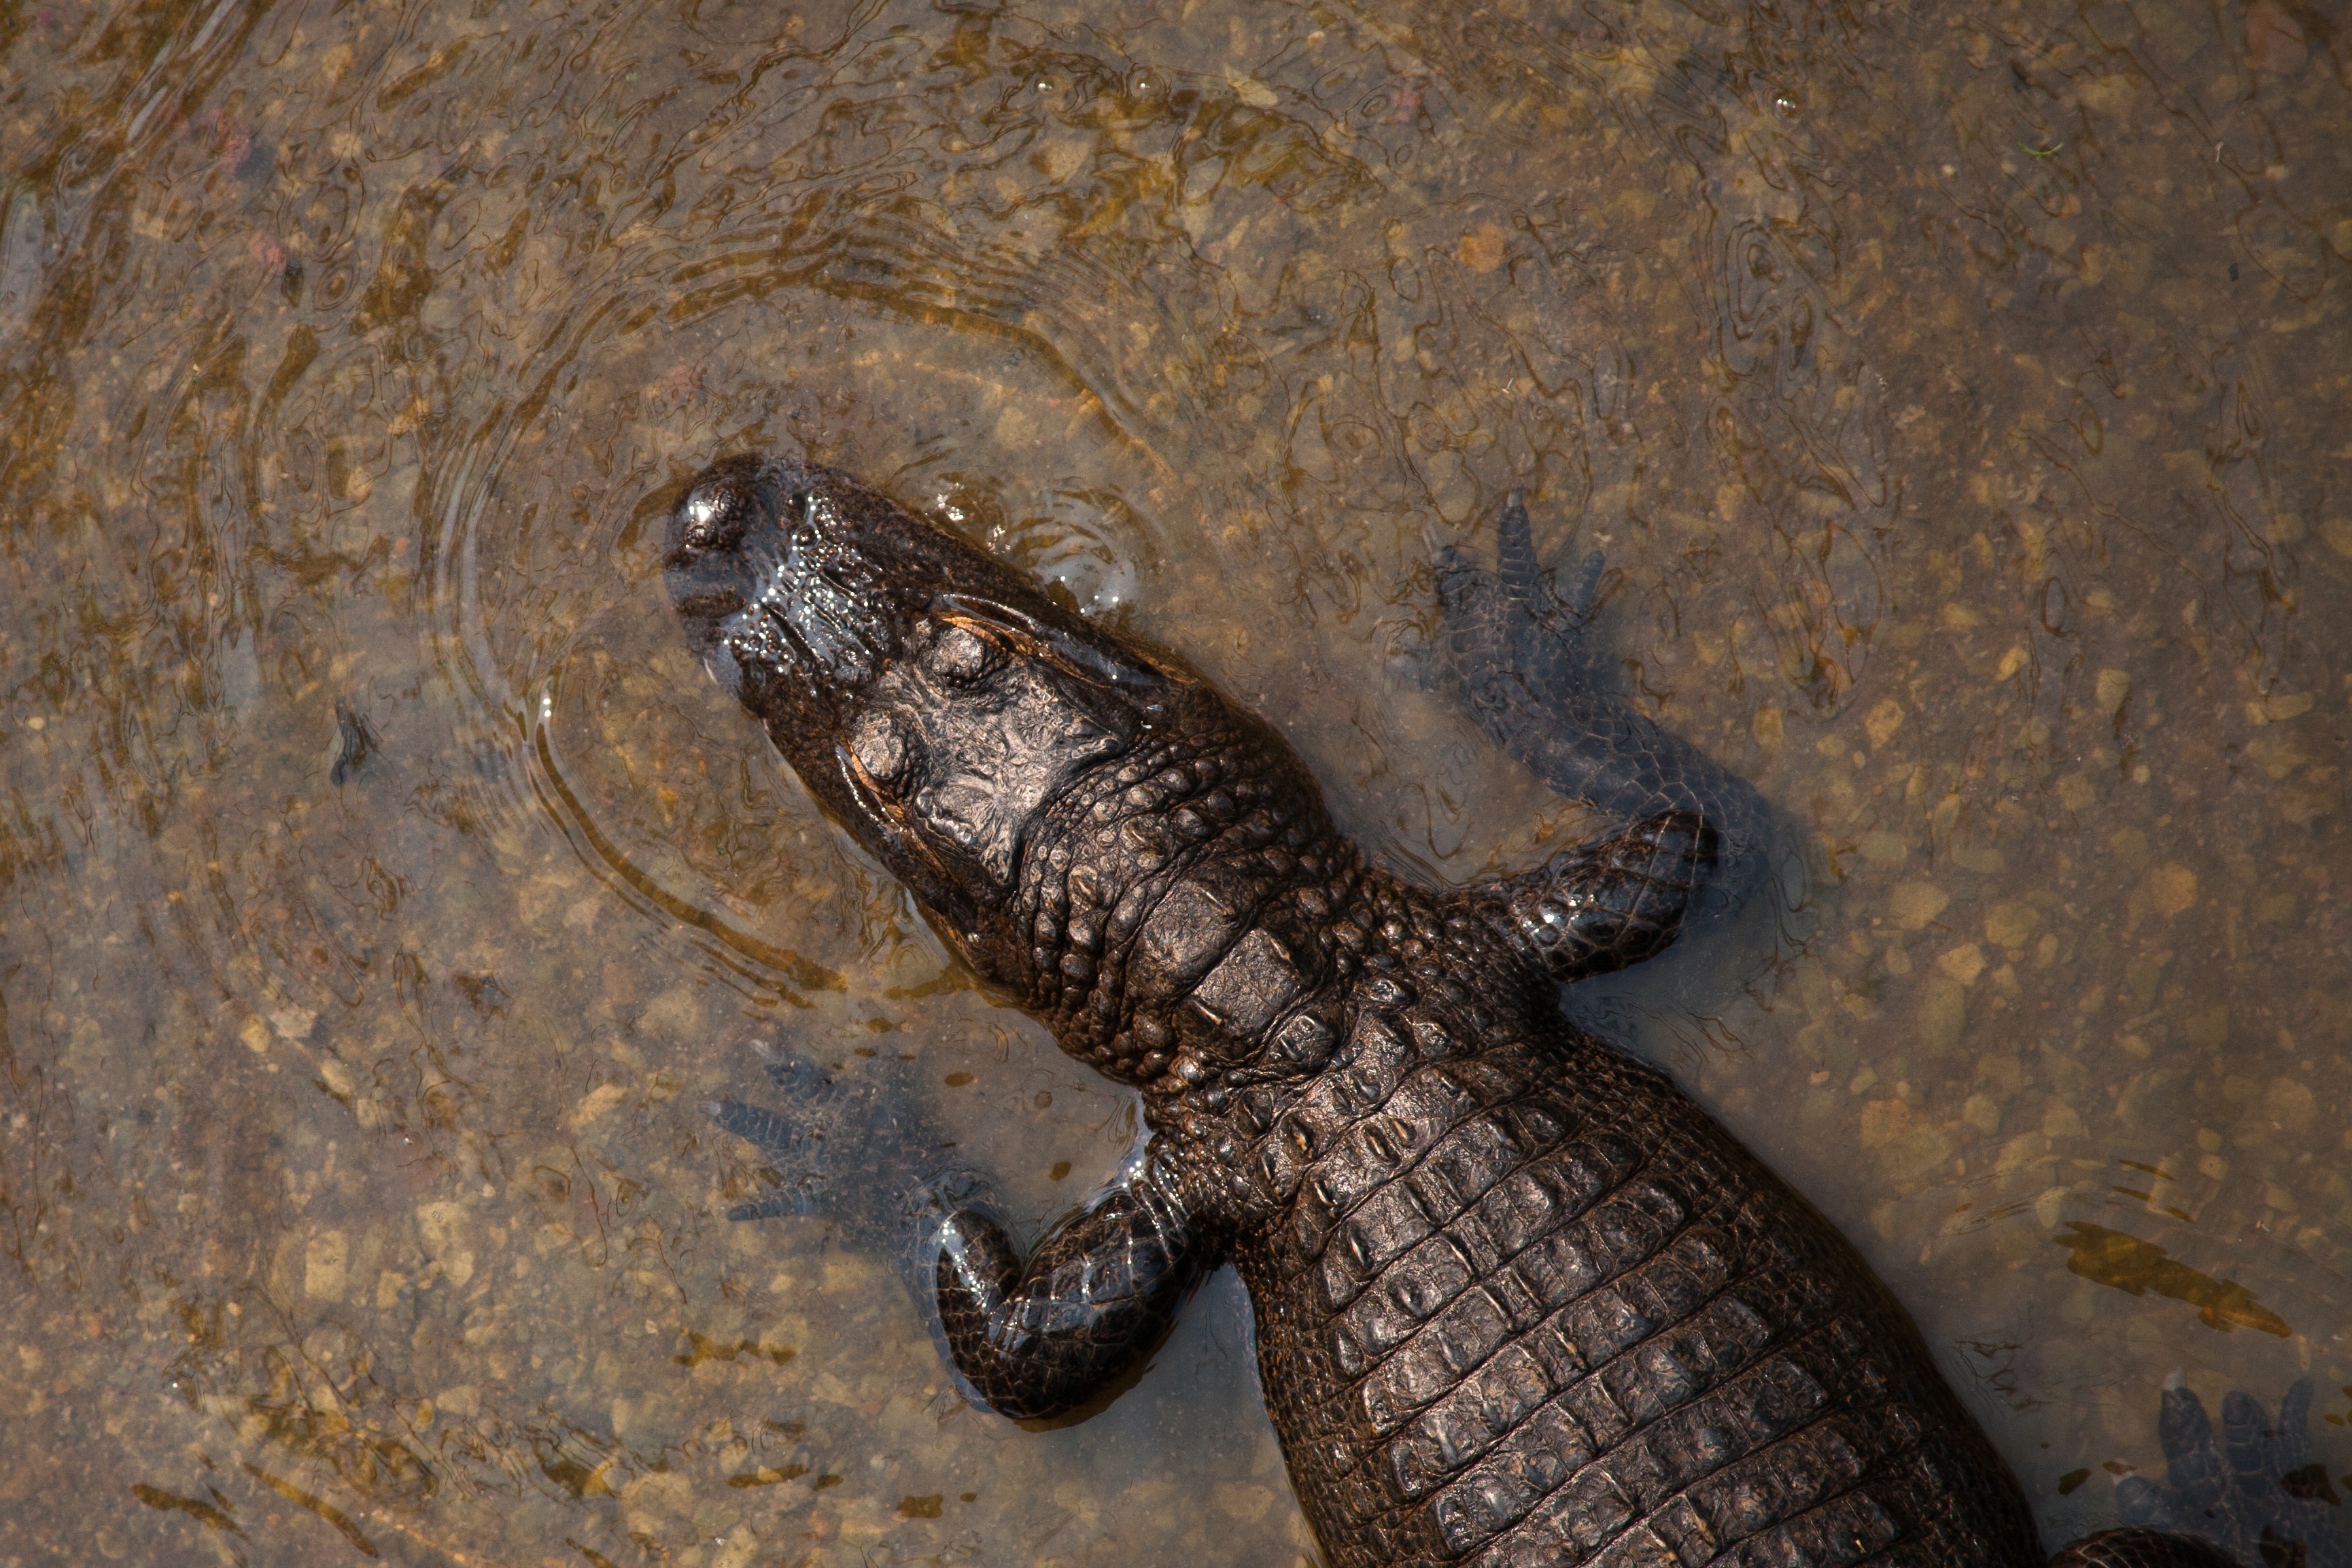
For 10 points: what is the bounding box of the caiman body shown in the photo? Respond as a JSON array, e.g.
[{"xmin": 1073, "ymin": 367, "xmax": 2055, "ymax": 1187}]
[{"xmin": 663, "ymin": 455, "xmax": 2234, "ymax": 1568}]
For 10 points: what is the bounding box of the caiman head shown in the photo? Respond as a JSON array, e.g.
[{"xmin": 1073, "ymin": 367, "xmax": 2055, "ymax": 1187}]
[{"xmin": 663, "ymin": 455, "xmax": 1351, "ymax": 1089}]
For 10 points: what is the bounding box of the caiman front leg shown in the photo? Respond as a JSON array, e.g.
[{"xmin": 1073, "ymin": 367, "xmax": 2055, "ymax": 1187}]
[
  {"xmin": 1461, "ymin": 810, "xmax": 1717, "ymax": 981},
  {"xmin": 1434, "ymin": 491, "xmax": 1767, "ymax": 910},
  {"xmin": 705, "ymin": 1043, "xmax": 1214, "ymax": 1421},
  {"xmin": 922, "ymin": 1149, "xmax": 1208, "ymax": 1420}
]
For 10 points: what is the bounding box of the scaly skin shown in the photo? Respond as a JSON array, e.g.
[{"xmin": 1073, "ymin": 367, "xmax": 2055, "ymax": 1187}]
[{"xmin": 664, "ymin": 454, "xmax": 2251, "ymax": 1568}]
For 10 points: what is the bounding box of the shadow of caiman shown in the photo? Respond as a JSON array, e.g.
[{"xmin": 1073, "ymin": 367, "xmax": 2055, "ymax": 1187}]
[{"xmin": 661, "ymin": 454, "xmax": 2238, "ymax": 1568}]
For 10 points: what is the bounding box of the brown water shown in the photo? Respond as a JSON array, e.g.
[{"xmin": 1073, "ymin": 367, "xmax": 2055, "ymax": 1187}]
[{"xmin": 1, "ymin": 1, "xmax": 2347, "ymax": 1563}]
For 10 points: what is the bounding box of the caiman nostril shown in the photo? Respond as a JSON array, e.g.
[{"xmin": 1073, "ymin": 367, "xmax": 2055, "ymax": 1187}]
[{"xmin": 674, "ymin": 478, "xmax": 746, "ymax": 559}]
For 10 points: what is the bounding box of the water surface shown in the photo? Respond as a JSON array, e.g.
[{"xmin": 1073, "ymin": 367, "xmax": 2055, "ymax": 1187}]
[{"xmin": 1, "ymin": 0, "xmax": 2347, "ymax": 1563}]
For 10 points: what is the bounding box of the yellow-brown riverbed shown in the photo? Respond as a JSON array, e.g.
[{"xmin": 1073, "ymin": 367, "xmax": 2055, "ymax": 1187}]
[{"xmin": 0, "ymin": 1, "xmax": 2347, "ymax": 1563}]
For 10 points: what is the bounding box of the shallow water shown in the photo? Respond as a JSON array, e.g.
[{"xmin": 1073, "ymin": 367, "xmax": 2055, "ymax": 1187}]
[{"xmin": 1, "ymin": 0, "xmax": 2347, "ymax": 1563}]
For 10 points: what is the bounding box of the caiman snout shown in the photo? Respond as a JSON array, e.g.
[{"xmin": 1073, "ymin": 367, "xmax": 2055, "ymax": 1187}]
[
  {"xmin": 659, "ymin": 455, "xmax": 1188, "ymax": 979},
  {"xmin": 662, "ymin": 455, "xmax": 899, "ymax": 704},
  {"xmin": 662, "ymin": 470, "xmax": 754, "ymax": 618}
]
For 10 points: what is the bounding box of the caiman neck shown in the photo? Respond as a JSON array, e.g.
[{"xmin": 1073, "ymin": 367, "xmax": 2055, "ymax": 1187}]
[
  {"xmin": 1007, "ymin": 727, "xmax": 1536, "ymax": 1124},
  {"xmin": 1005, "ymin": 705, "xmax": 1362, "ymax": 1089}
]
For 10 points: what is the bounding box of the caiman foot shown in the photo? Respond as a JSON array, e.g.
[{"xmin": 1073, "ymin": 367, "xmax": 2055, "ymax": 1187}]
[
  {"xmin": 2051, "ymin": 1380, "xmax": 2342, "ymax": 1568},
  {"xmin": 702, "ymin": 1041, "xmax": 974, "ymax": 1248}
]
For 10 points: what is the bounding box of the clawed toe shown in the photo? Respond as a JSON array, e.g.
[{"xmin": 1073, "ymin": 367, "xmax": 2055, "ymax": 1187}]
[
  {"xmin": 1493, "ymin": 489, "xmax": 1601, "ymax": 633},
  {"xmin": 704, "ymin": 1044, "xmax": 878, "ymax": 1223},
  {"xmin": 704, "ymin": 1040, "xmax": 967, "ymax": 1257},
  {"xmin": 1562, "ymin": 547, "xmax": 1606, "ymax": 626},
  {"xmin": 2115, "ymin": 1380, "xmax": 2345, "ymax": 1568}
]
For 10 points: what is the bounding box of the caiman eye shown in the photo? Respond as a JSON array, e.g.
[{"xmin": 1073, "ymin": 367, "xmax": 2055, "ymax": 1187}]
[
  {"xmin": 848, "ymin": 710, "xmax": 912, "ymax": 790},
  {"xmin": 922, "ymin": 622, "xmax": 1003, "ymax": 686}
]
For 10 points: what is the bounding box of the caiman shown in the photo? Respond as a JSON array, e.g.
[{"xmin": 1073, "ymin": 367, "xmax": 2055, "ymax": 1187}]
[{"xmin": 661, "ymin": 453, "xmax": 2252, "ymax": 1568}]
